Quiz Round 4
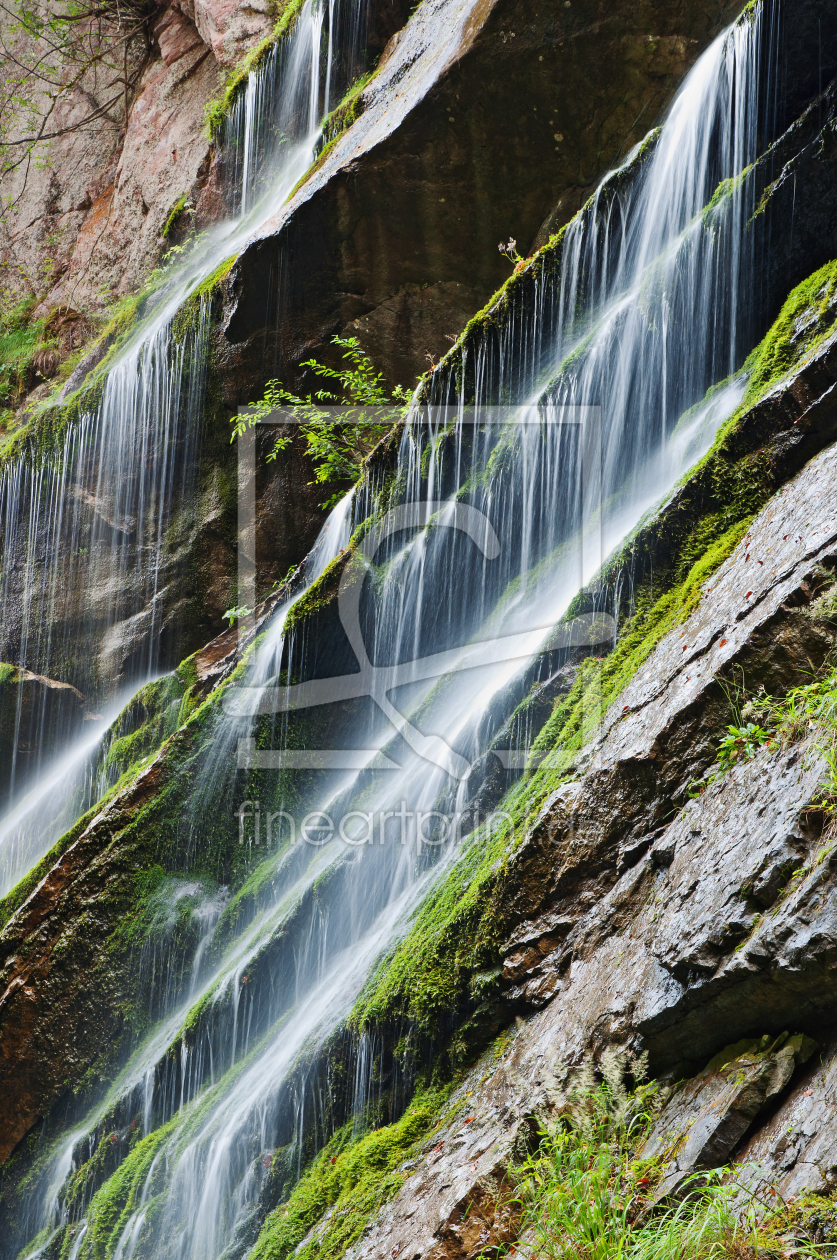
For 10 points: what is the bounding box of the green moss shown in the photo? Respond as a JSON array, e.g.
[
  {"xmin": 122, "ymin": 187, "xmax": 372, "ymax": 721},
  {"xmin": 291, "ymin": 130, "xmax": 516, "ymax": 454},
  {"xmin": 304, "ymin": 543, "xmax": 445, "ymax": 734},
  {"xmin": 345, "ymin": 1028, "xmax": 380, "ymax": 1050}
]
[
  {"xmin": 284, "ymin": 139, "xmax": 338, "ymax": 202},
  {"xmin": 68, "ymin": 1118, "xmax": 178, "ymax": 1260},
  {"xmin": 161, "ymin": 194, "xmax": 189, "ymax": 239},
  {"xmin": 0, "ymin": 650, "xmax": 208, "ymax": 940},
  {"xmin": 534, "ymin": 517, "xmax": 751, "ymax": 762},
  {"xmin": 283, "ymin": 545, "xmax": 357, "ymax": 634},
  {"xmin": 181, "ymin": 987, "xmax": 214, "ymax": 1035},
  {"xmin": 99, "ymin": 666, "xmax": 199, "ymax": 785},
  {"xmin": 0, "ymin": 294, "xmax": 142, "ymax": 471},
  {"xmin": 249, "ymin": 1086, "xmax": 453, "ymax": 1260},
  {"xmin": 701, "ymin": 165, "xmax": 754, "ymax": 226},
  {"xmin": 281, "ymin": 67, "xmax": 380, "ymax": 201},
  {"xmin": 73, "ymin": 292, "xmax": 143, "ymax": 385},
  {"xmin": 0, "ymin": 801, "xmax": 104, "ymax": 932},
  {"xmin": 204, "ymin": 0, "xmax": 307, "ymax": 139},
  {"xmin": 741, "ymin": 258, "xmax": 837, "ymax": 405},
  {"xmin": 108, "ymin": 865, "xmax": 212, "ymax": 954},
  {"xmin": 0, "ymin": 298, "xmax": 46, "ymax": 416},
  {"xmin": 352, "ymin": 818, "xmax": 511, "ymax": 1034},
  {"xmin": 321, "ymin": 70, "xmax": 374, "ymax": 144},
  {"xmin": 194, "ymin": 253, "xmax": 237, "ymax": 297}
]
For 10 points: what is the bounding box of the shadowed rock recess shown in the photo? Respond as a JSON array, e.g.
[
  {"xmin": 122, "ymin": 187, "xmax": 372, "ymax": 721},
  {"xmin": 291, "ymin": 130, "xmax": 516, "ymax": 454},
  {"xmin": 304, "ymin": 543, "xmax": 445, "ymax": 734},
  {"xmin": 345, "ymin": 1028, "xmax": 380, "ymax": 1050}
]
[{"xmin": 5, "ymin": 0, "xmax": 837, "ymax": 1258}]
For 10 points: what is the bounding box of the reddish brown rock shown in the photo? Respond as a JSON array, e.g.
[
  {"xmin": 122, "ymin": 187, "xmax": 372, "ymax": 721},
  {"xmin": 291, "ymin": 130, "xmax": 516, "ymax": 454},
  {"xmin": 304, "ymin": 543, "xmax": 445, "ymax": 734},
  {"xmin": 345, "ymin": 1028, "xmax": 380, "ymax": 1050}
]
[
  {"xmin": 193, "ymin": 0, "xmax": 273, "ymax": 68},
  {"xmin": 155, "ymin": 7, "xmax": 206, "ymax": 67},
  {"xmin": 2, "ymin": 5, "xmax": 224, "ymax": 320}
]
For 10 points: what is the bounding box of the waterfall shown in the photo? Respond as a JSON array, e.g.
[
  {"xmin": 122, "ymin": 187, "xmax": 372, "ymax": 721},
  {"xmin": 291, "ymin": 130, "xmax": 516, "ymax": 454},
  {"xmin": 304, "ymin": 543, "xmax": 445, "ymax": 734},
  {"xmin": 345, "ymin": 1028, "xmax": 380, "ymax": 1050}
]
[
  {"xmin": 0, "ymin": 0, "xmax": 370, "ymax": 893},
  {"xmin": 0, "ymin": 305, "xmax": 210, "ymax": 893},
  {"xmin": 7, "ymin": 2, "xmax": 797, "ymax": 1258},
  {"xmin": 6, "ymin": 6, "xmax": 783, "ymax": 1259}
]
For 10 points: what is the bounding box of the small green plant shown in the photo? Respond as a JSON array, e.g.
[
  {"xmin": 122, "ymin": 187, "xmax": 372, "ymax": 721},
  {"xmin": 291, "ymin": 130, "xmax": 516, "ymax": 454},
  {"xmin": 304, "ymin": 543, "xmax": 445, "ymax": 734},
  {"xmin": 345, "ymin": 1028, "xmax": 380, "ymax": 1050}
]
[
  {"xmin": 498, "ymin": 237, "xmax": 523, "ymax": 265},
  {"xmin": 222, "ymin": 605, "xmax": 252, "ymax": 626},
  {"xmin": 712, "ymin": 667, "xmax": 773, "ymax": 770},
  {"xmin": 498, "ymin": 236, "xmax": 531, "ymax": 275},
  {"xmin": 746, "ymin": 658, "xmax": 837, "ymax": 816},
  {"xmin": 716, "ymin": 721, "xmax": 773, "ymax": 767},
  {"xmin": 506, "ymin": 1052, "xmax": 821, "ymax": 1260},
  {"xmin": 706, "ymin": 658, "xmax": 837, "ymax": 819},
  {"xmin": 231, "ymin": 336, "xmax": 410, "ymax": 507},
  {"xmin": 271, "ymin": 563, "xmax": 300, "ymax": 593}
]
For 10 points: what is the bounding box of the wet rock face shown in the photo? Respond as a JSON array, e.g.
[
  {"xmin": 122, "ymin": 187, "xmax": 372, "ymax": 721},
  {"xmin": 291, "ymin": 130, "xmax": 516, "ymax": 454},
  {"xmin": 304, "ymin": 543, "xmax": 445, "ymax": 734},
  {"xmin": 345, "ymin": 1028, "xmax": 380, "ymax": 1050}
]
[
  {"xmin": 220, "ymin": 0, "xmax": 746, "ymax": 399},
  {"xmin": 218, "ymin": 0, "xmax": 837, "ymax": 400},
  {"xmin": 346, "ymin": 426, "xmax": 837, "ymax": 1258},
  {"xmin": 641, "ymin": 1033, "xmax": 818, "ymax": 1197},
  {"xmin": 740, "ymin": 1040, "xmax": 837, "ymax": 1196},
  {"xmin": 0, "ymin": 667, "xmax": 86, "ymax": 803}
]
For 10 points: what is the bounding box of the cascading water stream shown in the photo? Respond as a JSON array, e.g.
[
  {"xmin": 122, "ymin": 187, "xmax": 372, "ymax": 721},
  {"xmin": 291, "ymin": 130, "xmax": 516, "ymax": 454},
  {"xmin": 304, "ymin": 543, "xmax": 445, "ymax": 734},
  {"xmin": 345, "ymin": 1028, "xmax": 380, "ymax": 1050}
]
[
  {"xmin": 0, "ymin": 302, "xmax": 211, "ymax": 893},
  {"xmin": 8, "ymin": 8, "xmax": 788, "ymax": 1260},
  {"xmin": 0, "ymin": 0, "xmax": 372, "ymax": 892}
]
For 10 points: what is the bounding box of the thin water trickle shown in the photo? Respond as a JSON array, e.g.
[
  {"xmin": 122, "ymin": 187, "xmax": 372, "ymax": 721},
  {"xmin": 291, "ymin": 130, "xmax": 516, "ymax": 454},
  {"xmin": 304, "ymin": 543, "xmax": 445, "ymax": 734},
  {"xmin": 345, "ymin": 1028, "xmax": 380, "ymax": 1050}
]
[{"xmin": 0, "ymin": 301, "xmax": 211, "ymax": 880}]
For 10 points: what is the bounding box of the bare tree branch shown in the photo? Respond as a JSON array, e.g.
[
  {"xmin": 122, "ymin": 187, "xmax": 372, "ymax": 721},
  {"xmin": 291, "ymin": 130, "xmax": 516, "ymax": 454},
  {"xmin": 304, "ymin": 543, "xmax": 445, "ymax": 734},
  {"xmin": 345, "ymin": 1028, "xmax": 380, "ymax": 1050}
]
[{"xmin": 0, "ymin": 0, "xmax": 155, "ymax": 236}]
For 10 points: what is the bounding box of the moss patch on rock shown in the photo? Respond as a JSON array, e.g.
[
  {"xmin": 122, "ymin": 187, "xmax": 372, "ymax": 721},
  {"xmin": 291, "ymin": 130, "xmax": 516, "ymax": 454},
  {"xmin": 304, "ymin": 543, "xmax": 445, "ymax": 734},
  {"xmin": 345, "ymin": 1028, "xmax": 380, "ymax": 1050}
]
[
  {"xmin": 249, "ymin": 1085, "xmax": 454, "ymax": 1260},
  {"xmin": 347, "ymin": 258, "xmax": 837, "ymax": 1050},
  {"xmin": 203, "ymin": 0, "xmax": 307, "ymax": 139},
  {"xmin": 741, "ymin": 258, "xmax": 837, "ymax": 405}
]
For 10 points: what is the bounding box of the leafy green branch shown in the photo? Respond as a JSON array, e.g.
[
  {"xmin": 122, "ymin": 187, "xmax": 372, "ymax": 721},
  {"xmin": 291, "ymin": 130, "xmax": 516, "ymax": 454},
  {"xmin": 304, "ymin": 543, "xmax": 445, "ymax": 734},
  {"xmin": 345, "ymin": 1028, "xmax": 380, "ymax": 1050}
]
[{"xmin": 232, "ymin": 335, "xmax": 410, "ymax": 507}]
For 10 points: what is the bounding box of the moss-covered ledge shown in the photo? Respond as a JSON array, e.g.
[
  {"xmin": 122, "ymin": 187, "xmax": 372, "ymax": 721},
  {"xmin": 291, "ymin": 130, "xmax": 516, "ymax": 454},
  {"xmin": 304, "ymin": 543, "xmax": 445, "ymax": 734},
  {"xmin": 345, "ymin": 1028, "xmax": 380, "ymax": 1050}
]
[
  {"xmin": 0, "ymin": 636, "xmax": 263, "ymax": 1164},
  {"xmin": 345, "ymin": 264, "xmax": 837, "ymax": 1061},
  {"xmin": 0, "ymin": 255, "xmax": 235, "ymax": 474}
]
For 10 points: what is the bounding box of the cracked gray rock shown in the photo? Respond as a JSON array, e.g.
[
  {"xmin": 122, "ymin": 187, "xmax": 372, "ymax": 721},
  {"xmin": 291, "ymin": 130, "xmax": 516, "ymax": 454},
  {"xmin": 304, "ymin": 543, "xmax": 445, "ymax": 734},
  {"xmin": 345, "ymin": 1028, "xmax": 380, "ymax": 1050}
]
[{"xmin": 348, "ymin": 425, "xmax": 837, "ymax": 1260}]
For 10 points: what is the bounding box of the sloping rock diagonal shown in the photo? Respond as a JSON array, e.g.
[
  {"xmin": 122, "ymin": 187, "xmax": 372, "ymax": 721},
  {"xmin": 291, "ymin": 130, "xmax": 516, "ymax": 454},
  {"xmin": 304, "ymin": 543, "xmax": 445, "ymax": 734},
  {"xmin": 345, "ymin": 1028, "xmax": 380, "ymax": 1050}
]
[
  {"xmin": 344, "ymin": 429, "xmax": 837, "ymax": 1260},
  {"xmin": 219, "ymin": 0, "xmax": 752, "ymax": 394}
]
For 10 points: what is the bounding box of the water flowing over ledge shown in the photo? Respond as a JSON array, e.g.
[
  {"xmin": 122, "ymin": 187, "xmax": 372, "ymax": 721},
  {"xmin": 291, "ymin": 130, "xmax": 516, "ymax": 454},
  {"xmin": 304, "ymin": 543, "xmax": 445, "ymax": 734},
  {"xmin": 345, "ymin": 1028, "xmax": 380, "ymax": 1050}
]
[{"xmin": 0, "ymin": 0, "xmax": 375, "ymax": 892}]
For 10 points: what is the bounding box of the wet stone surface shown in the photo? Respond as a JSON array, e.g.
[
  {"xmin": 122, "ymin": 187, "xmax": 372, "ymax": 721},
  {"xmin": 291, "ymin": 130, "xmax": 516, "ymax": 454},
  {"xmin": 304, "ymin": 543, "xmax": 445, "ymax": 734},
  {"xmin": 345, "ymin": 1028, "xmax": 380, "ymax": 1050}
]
[{"xmin": 346, "ymin": 431, "xmax": 837, "ymax": 1259}]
